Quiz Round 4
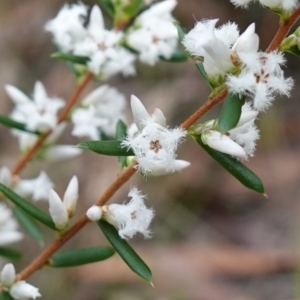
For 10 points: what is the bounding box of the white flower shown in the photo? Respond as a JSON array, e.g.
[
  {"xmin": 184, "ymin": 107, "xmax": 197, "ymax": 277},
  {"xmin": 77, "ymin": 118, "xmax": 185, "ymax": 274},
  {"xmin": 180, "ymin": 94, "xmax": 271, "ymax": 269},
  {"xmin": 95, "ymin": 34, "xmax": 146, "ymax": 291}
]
[
  {"xmin": 9, "ymin": 281, "xmax": 41, "ymax": 300},
  {"xmin": 0, "ymin": 203, "xmax": 23, "ymax": 246},
  {"xmin": 14, "ymin": 171, "xmax": 54, "ymax": 202},
  {"xmin": 86, "ymin": 205, "xmax": 102, "ymax": 221},
  {"xmin": 63, "ymin": 176, "xmax": 79, "ymax": 217},
  {"xmin": 0, "ymin": 167, "xmax": 12, "ymax": 186},
  {"xmin": 122, "ymin": 95, "xmax": 189, "ymax": 175},
  {"xmin": 0, "ymin": 263, "xmax": 15, "ymax": 287},
  {"xmin": 126, "ymin": 0, "xmax": 178, "ymax": 65},
  {"xmin": 45, "ymin": 3, "xmax": 88, "ymax": 52},
  {"xmin": 6, "ymin": 82, "xmax": 64, "ymax": 133},
  {"xmin": 226, "ymin": 51, "xmax": 294, "ymax": 111},
  {"xmin": 103, "ymin": 187, "xmax": 154, "ymax": 239},
  {"xmin": 48, "ymin": 190, "xmax": 69, "ymax": 231},
  {"xmin": 73, "ymin": 5, "xmax": 136, "ymax": 79},
  {"xmin": 230, "ymin": 0, "xmax": 299, "ymax": 12}
]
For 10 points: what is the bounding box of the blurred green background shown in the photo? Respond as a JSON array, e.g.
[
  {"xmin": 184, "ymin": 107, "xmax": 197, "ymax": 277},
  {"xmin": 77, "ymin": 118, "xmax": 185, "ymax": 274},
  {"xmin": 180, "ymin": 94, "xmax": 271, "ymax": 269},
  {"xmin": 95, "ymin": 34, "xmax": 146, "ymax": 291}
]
[{"xmin": 0, "ymin": 0, "xmax": 300, "ymax": 299}]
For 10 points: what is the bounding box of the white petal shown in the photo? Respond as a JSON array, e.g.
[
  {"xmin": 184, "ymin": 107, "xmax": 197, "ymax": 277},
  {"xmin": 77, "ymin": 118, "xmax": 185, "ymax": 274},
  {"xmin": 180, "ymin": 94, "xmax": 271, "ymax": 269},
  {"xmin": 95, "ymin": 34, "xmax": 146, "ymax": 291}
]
[
  {"xmin": 88, "ymin": 6, "xmax": 104, "ymax": 35},
  {"xmin": 49, "ymin": 189, "xmax": 69, "ymax": 230},
  {"xmin": 33, "ymin": 81, "xmax": 48, "ymax": 103},
  {"xmin": 86, "ymin": 205, "xmax": 102, "ymax": 221},
  {"xmin": 45, "ymin": 145, "xmax": 83, "ymax": 161},
  {"xmin": 232, "ymin": 23, "xmax": 259, "ymax": 53},
  {"xmin": 63, "ymin": 176, "xmax": 79, "ymax": 217},
  {"xmin": 130, "ymin": 95, "xmax": 150, "ymax": 130},
  {"xmin": 0, "ymin": 231, "xmax": 24, "ymax": 246},
  {"xmin": 82, "ymin": 85, "xmax": 109, "ymax": 105},
  {"xmin": 0, "ymin": 166, "xmax": 12, "ymax": 186},
  {"xmin": 5, "ymin": 85, "xmax": 31, "ymax": 105},
  {"xmin": 151, "ymin": 108, "xmax": 166, "ymax": 127},
  {"xmin": 1, "ymin": 263, "xmax": 16, "ymax": 287},
  {"xmin": 148, "ymin": 159, "xmax": 190, "ymax": 176},
  {"xmin": 10, "ymin": 281, "xmax": 41, "ymax": 299}
]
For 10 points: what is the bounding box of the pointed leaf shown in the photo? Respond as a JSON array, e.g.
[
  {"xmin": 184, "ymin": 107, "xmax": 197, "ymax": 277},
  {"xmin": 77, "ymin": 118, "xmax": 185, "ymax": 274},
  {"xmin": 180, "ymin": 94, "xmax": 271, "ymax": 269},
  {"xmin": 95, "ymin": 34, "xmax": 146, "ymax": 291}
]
[
  {"xmin": 51, "ymin": 52, "xmax": 90, "ymax": 65},
  {"xmin": 116, "ymin": 120, "xmax": 128, "ymax": 166},
  {"xmin": 196, "ymin": 136, "xmax": 265, "ymax": 194},
  {"xmin": 160, "ymin": 49, "xmax": 189, "ymax": 62},
  {"xmin": 0, "ymin": 247, "xmax": 22, "ymax": 260},
  {"xmin": 13, "ymin": 206, "xmax": 44, "ymax": 244},
  {"xmin": 77, "ymin": 140, "xmax": 134, "ymax": 156},
  {"xmin": 49, "ymin": 246, "xmax": 115, "ymax": 267},
  {"xmin": 173, "ymin": 22, "xmax": 186, "ymax": 42},
  {"xmin": 0, "ymin": 115, "xmax": 38, "ymax": 135},
  {"xmin": 0, "ymin": 183, "xmax": 56, "ymax": 230},
  {"xmin": 195, "ymin": 62, "xmax": 211, "ymax": 87},
  {"xmin": 98, "ymin": 220, "xmax": 152, "ymax": 282},
  {"xmin": 96, "ymin": 0, "xmax": 115, "ymax": 17},
  {"xmin": 217, "ymin": 93, "xmax": 244, "ymax": 134}
]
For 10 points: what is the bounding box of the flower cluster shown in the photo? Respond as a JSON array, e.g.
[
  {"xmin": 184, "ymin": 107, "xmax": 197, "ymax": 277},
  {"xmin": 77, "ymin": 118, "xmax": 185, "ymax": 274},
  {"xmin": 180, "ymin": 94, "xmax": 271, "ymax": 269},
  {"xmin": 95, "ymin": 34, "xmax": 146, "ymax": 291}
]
[
  {"xmin": 183, "ymin": 19, "xmax": 293, "ymax": 111},
  {"xmin": 86, "ymin": 187, "xmax": 154, "ymax": 239},
  {"xmin": 71, "ymin": 85, "xmax": 127, "ymax": 139},
  {"xmin": 45, "ymin": 1, "xmax": 179, "ymax": 78},
  {"xmin": 0, "ymin": 203, "xmax": 23, "ymax": 246},
  {"xmin": 200, "ymin": 102, "xmax": 260, "ymax": 159},
  {"xmin": 48, "ymin": 176, "xmax": 79, "ymax": 231},
  {"xmin": 122, "ymin": 95, "xmax": 190, "ymax": 175},
  {"xmin": 0, "ymin": 264, "xmax": 41, "ymax": 299}
]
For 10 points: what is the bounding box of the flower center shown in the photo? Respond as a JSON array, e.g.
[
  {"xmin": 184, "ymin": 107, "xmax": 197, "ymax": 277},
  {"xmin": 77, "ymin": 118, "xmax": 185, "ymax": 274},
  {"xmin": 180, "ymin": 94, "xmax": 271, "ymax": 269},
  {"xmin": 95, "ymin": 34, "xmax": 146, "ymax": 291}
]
[
  {"xmin": 150, "ymin": 140, "xmax": 162, "ymax": 153},
  {"xmin": 254, "ymin": 69, "xmax": 270, "ymax": 84},
  {"xmin": 152, "ymin": 36, "xmax": 160, "ymax": 44},
  {"xmin": 98, "ymin": 42, "xmax": 107, "ymax": 51},
  {"xmin": 131, "ymin": 211, "xmax": 137, "ymax": 220}
]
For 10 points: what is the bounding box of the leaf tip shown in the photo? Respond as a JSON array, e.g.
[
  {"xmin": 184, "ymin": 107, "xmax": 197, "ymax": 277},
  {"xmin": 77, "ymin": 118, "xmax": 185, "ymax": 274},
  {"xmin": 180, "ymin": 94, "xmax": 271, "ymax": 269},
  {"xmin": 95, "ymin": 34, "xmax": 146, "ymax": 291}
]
[
  {"xmin": 149, "ymin": 281, "xmax": 155, "ymax": 288},
  {"xmin": 262, "ymin": 192, "xmax": 268, "ymax": 199}
]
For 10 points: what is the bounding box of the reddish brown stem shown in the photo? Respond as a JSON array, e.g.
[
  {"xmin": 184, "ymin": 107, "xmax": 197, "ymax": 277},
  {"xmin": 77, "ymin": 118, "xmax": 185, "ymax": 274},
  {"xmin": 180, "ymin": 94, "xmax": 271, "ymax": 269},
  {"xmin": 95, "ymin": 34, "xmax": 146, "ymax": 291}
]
[
  {"xmin": 266, "ymin": 5, "xmax": 300, "ymax": 53},
  {"xmin": 11, "ymin": 72, "xmax": 93, "ymax": 176},
  {"xmin": 17, "ymin": 163, "xmax": 137, "ymax": 281}
]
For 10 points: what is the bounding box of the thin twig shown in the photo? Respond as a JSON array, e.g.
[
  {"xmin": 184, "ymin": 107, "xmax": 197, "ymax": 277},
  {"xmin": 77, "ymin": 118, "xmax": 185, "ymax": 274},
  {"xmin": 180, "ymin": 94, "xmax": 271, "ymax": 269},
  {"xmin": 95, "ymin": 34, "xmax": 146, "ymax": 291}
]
[{"xmin": 11, "ymin": 72, "xmax": 93, "ymax": 176}]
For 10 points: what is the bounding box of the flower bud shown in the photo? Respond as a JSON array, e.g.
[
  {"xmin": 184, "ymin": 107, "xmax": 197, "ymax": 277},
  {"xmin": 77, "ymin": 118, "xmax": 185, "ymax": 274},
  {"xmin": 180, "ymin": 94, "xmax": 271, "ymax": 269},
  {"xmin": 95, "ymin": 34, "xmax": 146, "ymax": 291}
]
[
  {"xmin": 0, "ymin": 263, "xmax": 15, "ymax": 287},
  {"xmin": 63, "ymin": 176, "xmax": 79, "ymax": 217},
  {"xmin": 86, "ymin": 205, "xmax": 102, "ymax": 221}
]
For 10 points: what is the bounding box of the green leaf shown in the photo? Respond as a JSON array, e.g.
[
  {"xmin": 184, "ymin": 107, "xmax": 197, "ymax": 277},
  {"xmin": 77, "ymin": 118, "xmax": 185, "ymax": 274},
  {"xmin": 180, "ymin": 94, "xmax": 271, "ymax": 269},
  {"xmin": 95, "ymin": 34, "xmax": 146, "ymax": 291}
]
[
  {"xmin": 98, "ymin": 220, "xmax": 152, "ymax": 282},
  {"xmin": 217, "ymin": 93, "xmax": 244, "ymax": 134},
  {"xmin": 51, "ymin": 52, "xmax": 90, "ymax": 65},
  {"xmin": 77, "ymin": 140, "xmax": 134, "ymax": 156},
  {"xmin": 13, "ymin": 206, "xmax": 44, "ymax": 244},
  {"xmin": 0, "ymin": 114, "xmax": 38, "ymax": 134},
  {"xmin": 49, "ymin": 246, "xmax": 115, "ymax": 267},
  {"xmin": 195, "ymin": 62, "xmax": 211, "ymax": 87},
  {"xmin": 116, "ymin": 120, "xmax": 128, "ymax": 166},
  {"xmin": 160, "ymin": 49, "xmax": 189, "ymax": 62},
  {"xmin": 0, "ymin": 247, "xmax": 22, "ymax": 260},
  {"xmin": 123, "ymin": 0, "xmax": 143, "ymax": 16},
  {"xmin": 0, "ymin": 183, "xmax": 56, "ymax": 230},
  {"xmin": 0, "ymin": 292, "xmax": 14, "ymax": 300},
  {"xmin": 196, "ymin": 136, "xmax": 265, "ymax": 194},
  {"xmin": 286, "ymin": 45, "xmax": 300, "ymax": 57},
  {"xmin": 96, "ymin": 0, "xmax": 115, "ymax": 17},
  {"xmin": 173, "ymin": 22, "xmax": 186, "ymax": 42}
]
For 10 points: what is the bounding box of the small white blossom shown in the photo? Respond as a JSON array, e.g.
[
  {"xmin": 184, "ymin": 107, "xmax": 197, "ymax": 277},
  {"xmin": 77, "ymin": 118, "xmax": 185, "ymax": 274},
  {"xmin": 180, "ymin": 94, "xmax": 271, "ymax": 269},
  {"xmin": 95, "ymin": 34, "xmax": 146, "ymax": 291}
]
[
  {"xmin": 14, "ymin": 171, "xmax": 54, "ymax": 202},
  {"xmin": 9, "ymin": 281, "xmax": 41, "ymax": 300},
  {"xmin": 0, "ymin": 203, "xmax": 23, "ymax": 246},
  {"xmin": 0, "ymin": 263, "xmax": 15, "ymax": 287},
  {"xmin": 48, "ymin": 189, "xmax": 69, "ymax": 231},
  {"xmin": 103, "ymin": 187, "xmax": 154, "ymax": 239},
  {"xmin": 227, "ymin": 51, "xmax": 294, "ymax": 111},
  {"xmin": 6, "ymin": 82, "xmax": 64, "ymax": 133},
  {"xmin": 86, "ymin": 205, "xmax": 102, "ymax": 221},
  {"xmin": 126, "ymin": 0, "xmax": 178, "ymax": 65},
  {"xmin": 230, "ymin": 0, "xmax": 299, "ymax": 12},
  {"xmin": 63, "ymin": 176, "xmax": 79, "ymax": 217},
  {"xmin": 122, "ymin": 95, "xmax": 189, "ymax": 175}
]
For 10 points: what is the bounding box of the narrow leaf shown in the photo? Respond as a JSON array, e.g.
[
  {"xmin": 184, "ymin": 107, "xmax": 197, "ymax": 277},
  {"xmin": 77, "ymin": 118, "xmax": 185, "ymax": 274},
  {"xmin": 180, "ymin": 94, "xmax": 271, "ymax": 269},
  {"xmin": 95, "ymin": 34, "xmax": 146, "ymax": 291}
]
[
  {"xmin": 160, "ymin": 49, "xmax": 189, "ymax": 62},
  {"xmin": 0, "ymin": 247, "xmax": 22, "ymax": 260},
  {"xmin": 0, "ymin": 292, "xmax": 13, "ymax": 300},
  {"xmin": 116, "ymin": 120, "xmax": 128, "ymax": 166},
  {"xmin": 195, "ymin": 62, "xmax": 211, "ymax": 87},
  {"xmin": 49, "ymin": 246, "xmax": 115, "ymax": 267},
  {"xmin": 0, "ymin": 183, "xmax": 56, "ymax": 230},
  {"xmin": 196, "ymin": 136, "xmax": 265, "ymax": 194},
  {"xmin": 77, "ymin": 140, "xmax": 134, "ymax": 156},
  {"xmin": 51, "ymin": 52, "xmax": 89, "ymax": 65},
  {"xmin": 13, "ymin": 206, "xmax": 44, "ymax": 244},
  {"xmin": 217, "ymin": 93, "xmax": 244, "ymax": 134},
  {"xmin": 286, "ymin": 45, "xmax": 300, "ymax": 56},
  {"xmin": 0, "ymin": 115, "xmax": 38, "ymax": 134},
  {"xmin": 98, "ymin": 220, "xmax": 152, "ymax": 282},
  {"xmin": 173, "ymin": 22, "xmax": 186, "ymax": 42},
  {"xmin": 96, "ymin": 0, "xmax": 115, "ymax": 17}
]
